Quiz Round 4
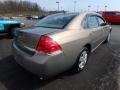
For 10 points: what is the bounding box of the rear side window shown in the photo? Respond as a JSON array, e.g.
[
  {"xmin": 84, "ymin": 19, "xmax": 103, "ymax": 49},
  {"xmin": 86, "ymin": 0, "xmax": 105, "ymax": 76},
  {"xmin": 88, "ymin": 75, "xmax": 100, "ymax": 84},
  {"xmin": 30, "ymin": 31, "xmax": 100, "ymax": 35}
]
[
  {"xmin": 96, "ymin": 16, "xmax": 105, "ymax": 26},
  {"xmin": 81, "ymin": 17, "xmax": 88, "ymax": 29},
  {"xmin": 35, "ymin": 14, "xmax": 77, "ymax": 29},
  {"xmin": 87, "ymin": 16, "xmax": 98, "ymax": 28}
]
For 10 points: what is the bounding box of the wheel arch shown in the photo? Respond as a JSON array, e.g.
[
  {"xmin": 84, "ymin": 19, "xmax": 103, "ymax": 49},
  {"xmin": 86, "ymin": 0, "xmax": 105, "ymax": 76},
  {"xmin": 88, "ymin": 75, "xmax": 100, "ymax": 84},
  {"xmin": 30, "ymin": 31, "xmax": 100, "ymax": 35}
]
[{"xmin": 84, "ymin": 43, "xmax": 91, "ymax": 53}]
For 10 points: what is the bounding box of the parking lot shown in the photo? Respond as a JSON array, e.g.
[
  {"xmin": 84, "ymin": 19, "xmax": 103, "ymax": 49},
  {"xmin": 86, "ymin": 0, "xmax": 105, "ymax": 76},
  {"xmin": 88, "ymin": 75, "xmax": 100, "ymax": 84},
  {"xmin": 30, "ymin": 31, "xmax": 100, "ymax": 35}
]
[{"xmin": 0, "ymin": 24, "xmax": 120, "ymax": 90}]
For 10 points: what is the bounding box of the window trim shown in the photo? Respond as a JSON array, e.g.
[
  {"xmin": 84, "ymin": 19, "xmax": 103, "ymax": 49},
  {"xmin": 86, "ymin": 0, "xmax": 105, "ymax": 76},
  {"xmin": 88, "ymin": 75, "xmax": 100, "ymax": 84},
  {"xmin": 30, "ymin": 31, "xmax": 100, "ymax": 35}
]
[{"xmin": 96, "ymin": 16, "xmax": 106, "ymax": 26}]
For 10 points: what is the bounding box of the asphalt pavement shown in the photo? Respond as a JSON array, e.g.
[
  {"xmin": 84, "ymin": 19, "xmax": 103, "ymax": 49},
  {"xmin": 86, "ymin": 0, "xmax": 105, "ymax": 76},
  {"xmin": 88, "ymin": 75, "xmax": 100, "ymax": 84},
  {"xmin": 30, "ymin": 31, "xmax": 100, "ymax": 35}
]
[{"xmin": 0, "ymin": 25, "xmax": 120, "ymax": 90}]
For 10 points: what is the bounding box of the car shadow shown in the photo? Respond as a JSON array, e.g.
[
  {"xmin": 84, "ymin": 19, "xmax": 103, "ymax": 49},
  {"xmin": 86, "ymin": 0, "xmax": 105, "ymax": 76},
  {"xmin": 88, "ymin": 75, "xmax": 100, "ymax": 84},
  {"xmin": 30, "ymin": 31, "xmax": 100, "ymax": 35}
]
[
  {"xmin": 0, "ymin": 55, "xmax": 55, "ymax": 90},
  {"xmin": 0, "ymin": 55, "xmax": 76, "ymax": 90},
  {"xmin": 0, "ymin": 34, "xmax": 9, "ymax": 40}
]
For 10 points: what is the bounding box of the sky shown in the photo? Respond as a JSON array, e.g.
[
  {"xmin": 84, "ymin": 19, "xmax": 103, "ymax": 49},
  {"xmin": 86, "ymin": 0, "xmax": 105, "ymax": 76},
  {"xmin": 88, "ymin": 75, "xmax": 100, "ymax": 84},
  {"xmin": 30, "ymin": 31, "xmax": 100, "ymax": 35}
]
[{"xmin": 3, "ymin": 0, "xmax": 120, "ymax": 12}]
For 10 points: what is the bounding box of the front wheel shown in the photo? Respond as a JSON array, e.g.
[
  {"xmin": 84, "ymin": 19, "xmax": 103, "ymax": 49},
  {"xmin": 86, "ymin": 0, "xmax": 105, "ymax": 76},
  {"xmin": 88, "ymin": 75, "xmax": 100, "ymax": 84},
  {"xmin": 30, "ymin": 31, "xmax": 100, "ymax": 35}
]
[{"xmin": 104, "ymin": 32, "xmax": 111, "ymax": 43}]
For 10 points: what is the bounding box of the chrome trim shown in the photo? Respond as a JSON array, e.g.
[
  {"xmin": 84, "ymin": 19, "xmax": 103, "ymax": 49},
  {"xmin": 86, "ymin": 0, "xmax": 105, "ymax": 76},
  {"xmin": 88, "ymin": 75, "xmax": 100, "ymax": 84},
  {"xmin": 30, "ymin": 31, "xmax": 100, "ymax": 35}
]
[{"xmin": 91, "ymin": 40, "xmax": 105, "ymax": 52}]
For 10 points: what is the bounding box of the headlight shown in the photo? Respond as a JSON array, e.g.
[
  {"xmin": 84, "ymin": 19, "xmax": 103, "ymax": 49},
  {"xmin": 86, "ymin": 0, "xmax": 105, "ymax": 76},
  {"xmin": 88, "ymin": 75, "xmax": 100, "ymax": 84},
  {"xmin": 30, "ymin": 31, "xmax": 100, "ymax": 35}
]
[{"xmin": 20, "ymin": 23, "xmax": 25, "ymax": 28}]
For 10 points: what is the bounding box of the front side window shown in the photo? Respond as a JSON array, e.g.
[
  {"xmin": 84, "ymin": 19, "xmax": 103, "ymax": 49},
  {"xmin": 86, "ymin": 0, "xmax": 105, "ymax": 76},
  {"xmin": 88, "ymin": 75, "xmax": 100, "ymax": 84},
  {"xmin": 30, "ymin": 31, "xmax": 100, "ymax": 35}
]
[
  {"xmin": 87, "ymin": 16, "xmax": 98, "ymax": 28},
  {"xmin": 97, "ymin": 16, "xmax": 105, "ymax": 26},
  {"xmin": 35, "ymin": 14, "xmax": 77, "ymax": 29}
]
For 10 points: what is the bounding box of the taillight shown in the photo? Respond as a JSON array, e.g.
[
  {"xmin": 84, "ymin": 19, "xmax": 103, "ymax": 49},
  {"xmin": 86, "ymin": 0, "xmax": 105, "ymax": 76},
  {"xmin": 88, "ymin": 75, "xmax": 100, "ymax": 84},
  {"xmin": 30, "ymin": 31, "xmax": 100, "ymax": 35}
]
[{"xmin": 36, "ymin": 35, "xmax": 62, "ymax": 54}]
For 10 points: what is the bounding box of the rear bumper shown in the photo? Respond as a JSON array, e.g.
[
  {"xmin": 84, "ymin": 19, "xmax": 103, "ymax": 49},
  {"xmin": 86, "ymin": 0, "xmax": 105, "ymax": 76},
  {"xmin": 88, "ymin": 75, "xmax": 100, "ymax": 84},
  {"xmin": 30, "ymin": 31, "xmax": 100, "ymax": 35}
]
[
  {"xmin": 12, "ymin": 42, "xmax": 67, "ymax": 77},
  {"xmin": 0, "ymin": 29, "xmax": 8, "ymax": 33}
]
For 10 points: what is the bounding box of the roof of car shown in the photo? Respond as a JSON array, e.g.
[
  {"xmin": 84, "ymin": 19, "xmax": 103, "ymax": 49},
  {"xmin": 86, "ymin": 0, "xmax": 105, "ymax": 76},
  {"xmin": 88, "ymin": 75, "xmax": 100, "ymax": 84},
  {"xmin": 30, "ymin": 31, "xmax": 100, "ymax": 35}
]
[
  {"xmin": 98, "ymin": 11, "xmax": 120, "ymax": 13},
  {"xmin": 50, "ymin": 12, "xmax": 101, "ymax": 17},
  {"xmin": 49, "ymin": 12, "xmax": 79, "ymax": 16}
]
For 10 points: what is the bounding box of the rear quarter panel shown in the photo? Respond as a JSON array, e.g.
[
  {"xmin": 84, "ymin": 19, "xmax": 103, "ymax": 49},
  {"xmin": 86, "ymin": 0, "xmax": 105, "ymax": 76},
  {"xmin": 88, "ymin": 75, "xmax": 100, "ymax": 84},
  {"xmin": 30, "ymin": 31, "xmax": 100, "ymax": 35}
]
[{"xmin": 48, "ymin": 29, "xmax": 91, "ymax": 71}]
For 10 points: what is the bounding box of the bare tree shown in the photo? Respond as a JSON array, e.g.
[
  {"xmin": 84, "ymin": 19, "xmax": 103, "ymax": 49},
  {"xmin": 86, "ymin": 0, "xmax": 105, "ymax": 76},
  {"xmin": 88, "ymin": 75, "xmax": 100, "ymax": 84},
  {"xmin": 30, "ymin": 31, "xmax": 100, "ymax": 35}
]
[{"xmin": 0, "ymin": 0, "xmax": 43, "ymax": 16}]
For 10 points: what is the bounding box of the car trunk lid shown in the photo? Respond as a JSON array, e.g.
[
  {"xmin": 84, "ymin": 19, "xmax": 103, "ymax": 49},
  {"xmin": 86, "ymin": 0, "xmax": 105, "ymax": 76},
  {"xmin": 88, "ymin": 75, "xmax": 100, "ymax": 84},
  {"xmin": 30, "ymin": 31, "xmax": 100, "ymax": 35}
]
[{"xmin": 15, "ymin": 27, "xmax": 60, "ymax": 50}]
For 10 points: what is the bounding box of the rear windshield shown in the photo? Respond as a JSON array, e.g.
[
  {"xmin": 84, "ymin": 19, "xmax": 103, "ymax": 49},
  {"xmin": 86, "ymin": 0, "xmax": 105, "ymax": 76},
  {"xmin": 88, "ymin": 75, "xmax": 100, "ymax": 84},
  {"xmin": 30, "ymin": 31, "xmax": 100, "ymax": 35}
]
[{"xmin": 35, "ymin": 14, "xmax": 77, "ymax": 29}]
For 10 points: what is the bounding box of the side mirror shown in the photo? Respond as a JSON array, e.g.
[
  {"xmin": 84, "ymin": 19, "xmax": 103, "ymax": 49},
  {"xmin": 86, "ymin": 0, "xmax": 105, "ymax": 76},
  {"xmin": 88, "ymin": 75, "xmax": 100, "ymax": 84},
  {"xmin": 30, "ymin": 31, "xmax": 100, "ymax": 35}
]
[
  {"xmin": 107, "ymin": 22, "xmax": 111, "ymax": 25},
  {"xmin": 0, "ymin": 24, "xmax": 4, "ymax": 31},
  {"xmin": 100, "ymin": 23, "xmax": 107, "ymax": 26}
]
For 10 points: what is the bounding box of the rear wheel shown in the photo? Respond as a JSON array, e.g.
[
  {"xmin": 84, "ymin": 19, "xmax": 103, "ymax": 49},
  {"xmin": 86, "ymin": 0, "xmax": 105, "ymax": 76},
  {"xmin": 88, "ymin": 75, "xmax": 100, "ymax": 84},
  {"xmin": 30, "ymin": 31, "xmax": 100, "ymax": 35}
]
[{"xmin": 72, "ymin": 47, "xmax": 89, "ymax": 73}]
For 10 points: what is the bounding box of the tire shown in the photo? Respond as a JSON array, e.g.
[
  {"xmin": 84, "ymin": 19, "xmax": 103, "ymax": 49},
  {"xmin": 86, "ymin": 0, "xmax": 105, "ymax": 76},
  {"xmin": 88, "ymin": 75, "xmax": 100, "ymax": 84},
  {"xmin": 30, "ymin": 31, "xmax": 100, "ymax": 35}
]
[
  {"xmin": 8, "ymin": 28, "xmax": 15, "ymax": 39},
  {"xmin": 104, "ymin": 32, "xmax": 111, "ymax": 43},
  {"xmin": 71, "ymin": 47, "xmax": 89, "ymax": 73}
]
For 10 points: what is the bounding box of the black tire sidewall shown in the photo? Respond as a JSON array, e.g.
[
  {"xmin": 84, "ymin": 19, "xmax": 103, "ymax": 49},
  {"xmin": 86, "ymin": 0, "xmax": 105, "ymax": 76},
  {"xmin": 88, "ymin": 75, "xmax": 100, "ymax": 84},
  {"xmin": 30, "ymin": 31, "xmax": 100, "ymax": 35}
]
[
  {"xmin": 72, "ymin": 47, "xmax": 89, "ymax": 73},
  {"xmin": 104, "ymin": 31, "xmax": 111, "ymax": 43}
]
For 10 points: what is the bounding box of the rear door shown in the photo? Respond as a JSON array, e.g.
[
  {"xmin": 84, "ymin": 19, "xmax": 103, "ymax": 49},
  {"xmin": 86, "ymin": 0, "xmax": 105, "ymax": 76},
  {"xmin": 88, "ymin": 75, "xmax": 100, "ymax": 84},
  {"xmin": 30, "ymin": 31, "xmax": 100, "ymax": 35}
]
[{"xmin": 86, "ymin": 15, "xmax": 103, "ymax": 49}]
